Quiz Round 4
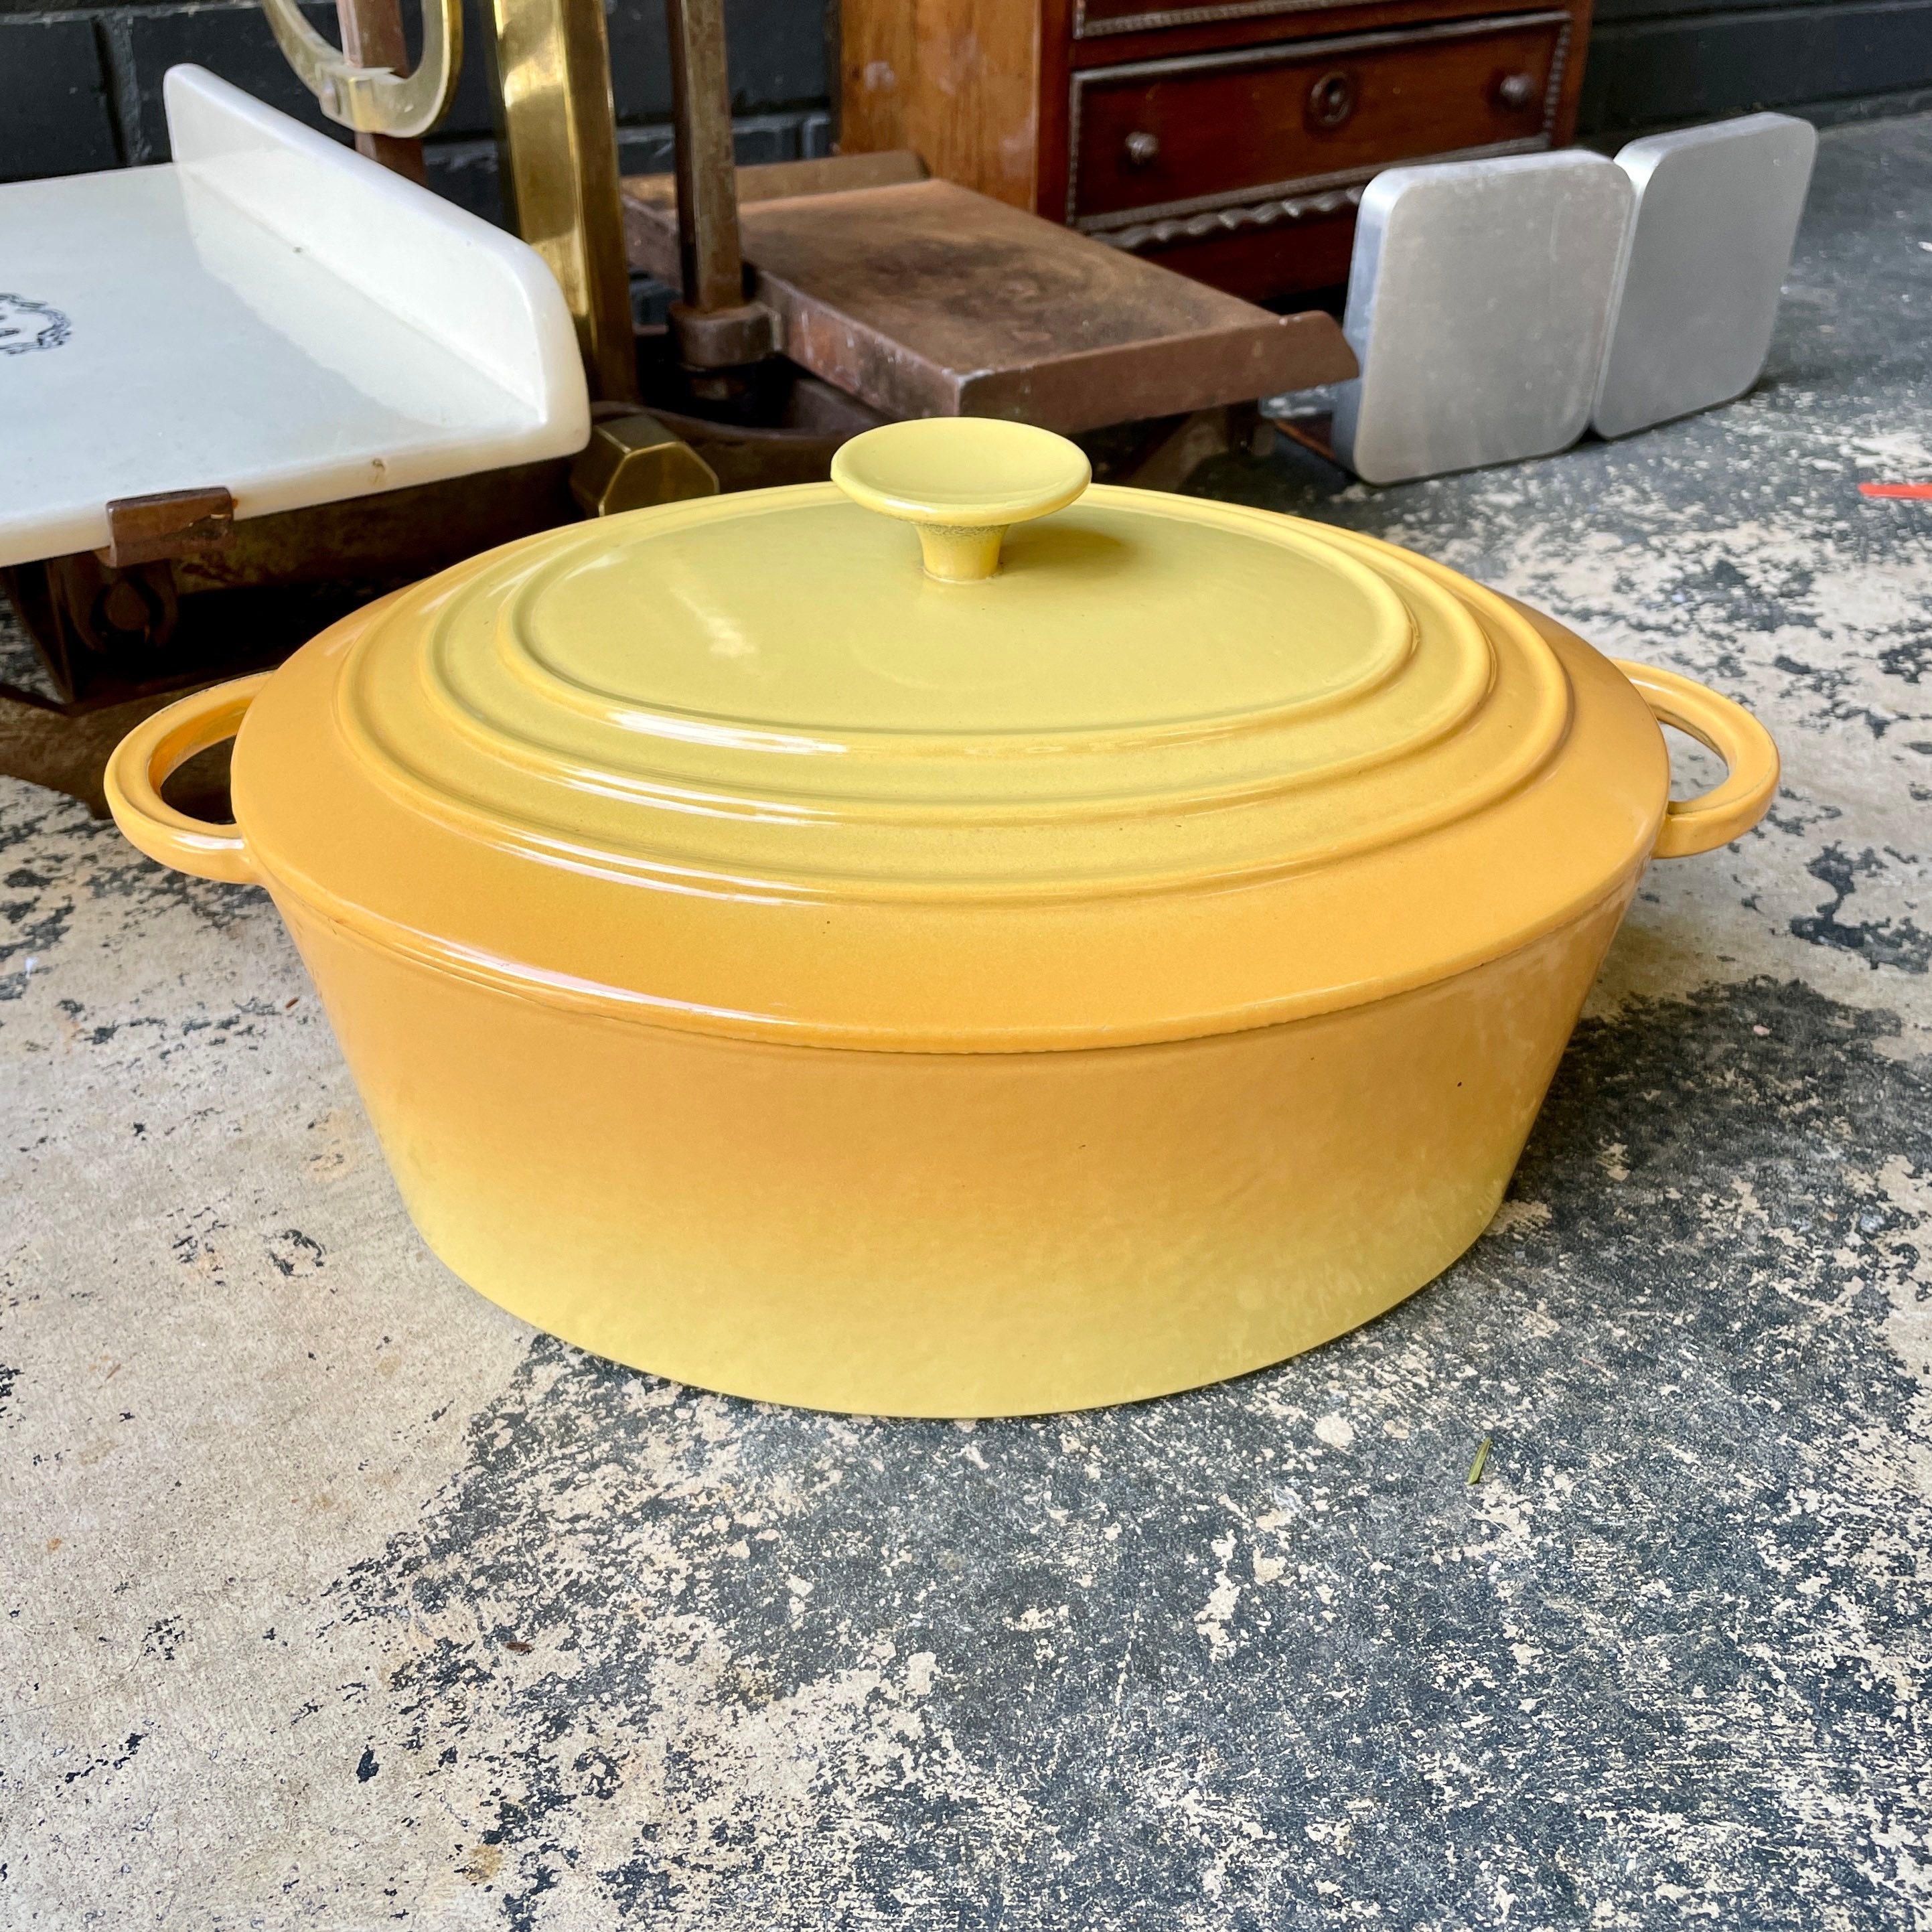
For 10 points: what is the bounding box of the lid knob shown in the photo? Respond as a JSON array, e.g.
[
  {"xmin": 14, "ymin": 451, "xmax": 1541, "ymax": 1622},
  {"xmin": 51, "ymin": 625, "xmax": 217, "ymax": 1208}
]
[{"xmin": 830, "ymin": 419, "xmax": 1092, "ymax": 583}]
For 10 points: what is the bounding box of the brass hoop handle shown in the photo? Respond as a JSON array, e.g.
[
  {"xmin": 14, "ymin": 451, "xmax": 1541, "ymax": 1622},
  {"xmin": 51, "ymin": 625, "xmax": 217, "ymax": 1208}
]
[{"xmin": 259, "ymin": 0, "xmax": 463, "ymax": 139}]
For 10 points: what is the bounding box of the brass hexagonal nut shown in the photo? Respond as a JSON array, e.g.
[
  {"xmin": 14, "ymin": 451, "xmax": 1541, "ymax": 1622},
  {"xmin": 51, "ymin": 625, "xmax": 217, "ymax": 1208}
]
[{"xmin": 571, "ymin": 413, "xmax": 721, "ymax": 517}]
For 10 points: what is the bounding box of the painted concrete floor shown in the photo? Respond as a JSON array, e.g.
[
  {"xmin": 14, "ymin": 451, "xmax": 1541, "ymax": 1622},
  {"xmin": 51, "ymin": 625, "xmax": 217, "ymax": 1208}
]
[{"xmin": 3, "ymin": 113, "xmax": 1929, "ymax": 1930}]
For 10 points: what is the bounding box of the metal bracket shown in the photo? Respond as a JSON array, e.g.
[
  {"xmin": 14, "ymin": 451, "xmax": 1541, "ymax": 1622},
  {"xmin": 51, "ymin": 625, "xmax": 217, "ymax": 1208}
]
[
  {"xmin": 570, "ymin": 408, "xmax": 721, "ymax": 514},
  {"xmin": 98, "ymin": 488, "xmax": 236, "ymax": 570},
  {"xmin": 259, "ymin": 0, "xmax": 463, "ymax": 139},
  {"xmin": 669, "ymin": 300, "xmax": 779, "ymax": 370}
]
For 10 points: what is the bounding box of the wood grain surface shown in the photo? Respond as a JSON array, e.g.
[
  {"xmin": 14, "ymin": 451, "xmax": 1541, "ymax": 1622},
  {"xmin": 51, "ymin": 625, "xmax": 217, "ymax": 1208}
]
[{"xmin": 621, "ymin": 175, "xmax": 1357, "ymax": 425}]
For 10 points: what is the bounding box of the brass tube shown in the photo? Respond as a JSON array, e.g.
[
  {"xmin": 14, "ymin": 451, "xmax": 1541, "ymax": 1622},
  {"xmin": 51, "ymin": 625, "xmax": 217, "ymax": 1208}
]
[{"xmin": 488, "ymin": 0, "xmax": 640, "ymax": 402}]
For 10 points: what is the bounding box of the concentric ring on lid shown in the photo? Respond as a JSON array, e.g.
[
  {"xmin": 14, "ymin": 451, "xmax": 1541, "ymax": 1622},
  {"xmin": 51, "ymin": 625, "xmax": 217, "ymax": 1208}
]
[{"xmin": 332, "ymin": 481, "xmax": 1569, "ymax": 902}]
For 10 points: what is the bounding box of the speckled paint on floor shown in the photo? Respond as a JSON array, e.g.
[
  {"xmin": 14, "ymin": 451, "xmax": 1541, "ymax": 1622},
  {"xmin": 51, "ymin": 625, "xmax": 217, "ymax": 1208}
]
[{"xmin": 3, "ymin": 114, "xmax": 1929, "ymax": 1931}]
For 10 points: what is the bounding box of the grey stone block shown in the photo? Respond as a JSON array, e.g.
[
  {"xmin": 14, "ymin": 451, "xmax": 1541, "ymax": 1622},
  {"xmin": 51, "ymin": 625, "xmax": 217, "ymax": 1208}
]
[
  {"xmin": 1331, "ymin": 151, "xmax": 1633, "ymax": 487},
  {"xmin": 1592, "ymin": 113, "xmax": 1818, "ymax": 439}
]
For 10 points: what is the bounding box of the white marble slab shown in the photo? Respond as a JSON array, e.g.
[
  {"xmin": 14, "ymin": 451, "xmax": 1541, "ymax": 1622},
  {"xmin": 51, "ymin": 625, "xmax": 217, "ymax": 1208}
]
[
  {"xmin": 1331, "ymin": 151, "xmax": 1633, "ymax": 486},
  {"xmin": 0, "ymin": 66, "xmax": 589, "ymax": 569},
  {"xmin": 1592, "ymin": 113, "xmax": 1818, "ymax": 440}
]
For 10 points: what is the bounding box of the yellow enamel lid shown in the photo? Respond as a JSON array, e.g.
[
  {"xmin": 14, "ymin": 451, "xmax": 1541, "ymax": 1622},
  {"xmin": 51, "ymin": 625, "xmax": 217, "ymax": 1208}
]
[{"xmin": 233, "ymin": 419, "xmax": 1669, "ymax": 1048}]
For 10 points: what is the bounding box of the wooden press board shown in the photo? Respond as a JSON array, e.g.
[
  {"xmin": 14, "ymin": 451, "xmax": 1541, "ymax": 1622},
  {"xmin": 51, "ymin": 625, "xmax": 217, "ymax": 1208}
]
[{"xmin": 621, "ymin": 169, "xmax": 1355, "ymax": 432}]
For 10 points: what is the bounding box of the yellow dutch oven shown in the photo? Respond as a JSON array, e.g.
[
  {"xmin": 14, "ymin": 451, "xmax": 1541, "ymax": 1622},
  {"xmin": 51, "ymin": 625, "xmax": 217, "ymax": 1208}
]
[{"xmin": 106, "ymin": 420, "xmax": 1778, "ymax": 1417}]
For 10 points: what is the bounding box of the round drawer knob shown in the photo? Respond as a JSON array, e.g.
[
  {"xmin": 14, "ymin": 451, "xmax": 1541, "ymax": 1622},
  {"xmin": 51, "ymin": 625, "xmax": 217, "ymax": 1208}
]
[
  {"xmin": 1124, "ymin": 130, "xmax": 1160, "ymax": 167},
  {"xmin": 1307, "ymin": 70, "xmax": 1355, "ymax": 130},
  {"xmin": 1497, "ymin": 70, "xmax": 1538, "ymax": 109}
]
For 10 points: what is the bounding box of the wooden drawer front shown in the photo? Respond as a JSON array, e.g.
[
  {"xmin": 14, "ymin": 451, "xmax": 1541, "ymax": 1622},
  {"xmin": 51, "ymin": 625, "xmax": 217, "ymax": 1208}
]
[{"xmin": 1069, "ymin": 13, "xmax": 1570, "ymax": 227}]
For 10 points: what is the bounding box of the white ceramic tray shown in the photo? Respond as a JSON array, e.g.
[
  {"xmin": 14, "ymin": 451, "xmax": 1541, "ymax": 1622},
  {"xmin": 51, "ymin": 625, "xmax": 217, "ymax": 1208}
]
[{"xmin": 0, "ymin": 66, "xmax": 589, "ymax": 571}]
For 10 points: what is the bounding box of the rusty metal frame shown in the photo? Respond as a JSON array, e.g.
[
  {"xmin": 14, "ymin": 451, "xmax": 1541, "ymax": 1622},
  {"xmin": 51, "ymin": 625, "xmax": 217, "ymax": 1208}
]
[{"xmin": 662, "ymin": 0, "xmax": 778, "ymax": 367}]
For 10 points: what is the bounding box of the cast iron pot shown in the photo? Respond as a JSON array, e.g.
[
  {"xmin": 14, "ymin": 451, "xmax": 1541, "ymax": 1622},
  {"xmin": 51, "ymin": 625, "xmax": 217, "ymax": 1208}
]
[{"xmin": 106, "ymin": 421, "xmax": 1779, "ymax": 1415}]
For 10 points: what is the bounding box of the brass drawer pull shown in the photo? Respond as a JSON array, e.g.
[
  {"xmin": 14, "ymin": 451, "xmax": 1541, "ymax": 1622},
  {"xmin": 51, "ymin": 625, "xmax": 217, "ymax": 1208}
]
[
  {"xmin": 1497, "ymin": 70, "xmax": 1538, "ymax": 109},
  {"xmin": 1124, "ymin": 129, "xmax": 1161, "ymax": 166},
  {"xmin": 1307, "ymin": 70, "xmax": 1355, "ymax": 130}
]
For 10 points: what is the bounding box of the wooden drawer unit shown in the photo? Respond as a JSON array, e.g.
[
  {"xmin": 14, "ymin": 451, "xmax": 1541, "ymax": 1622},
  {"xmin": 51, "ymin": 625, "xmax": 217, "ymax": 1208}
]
[
  {"xmin": 1069, "ymin": 14, "xmax": 1570, "ymax": 228},
  {"xmin": 842, "ymin": 0, "xmax": 1593, "ymax": 303}
]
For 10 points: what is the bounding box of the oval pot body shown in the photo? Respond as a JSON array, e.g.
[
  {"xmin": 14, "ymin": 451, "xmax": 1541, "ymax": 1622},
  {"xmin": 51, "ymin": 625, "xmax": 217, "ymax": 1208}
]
[
  {"xmin": 104, "ymin": 424, "xmax": 1781, "ymax": 1417},
  {"xmin": 275, "ymin": 880, "xmax": 1629, "ymax": 1416}
]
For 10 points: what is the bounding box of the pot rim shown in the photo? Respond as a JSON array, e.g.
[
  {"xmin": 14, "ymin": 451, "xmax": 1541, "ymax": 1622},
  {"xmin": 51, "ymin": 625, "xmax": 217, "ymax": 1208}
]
[
  {"xmin": 253, "ymin": 840, "xmax": 1650, "ymax": 1053},
  {"xmin": 108, "ymin": 540, "xmax": 1776, "ymax": 1054}
]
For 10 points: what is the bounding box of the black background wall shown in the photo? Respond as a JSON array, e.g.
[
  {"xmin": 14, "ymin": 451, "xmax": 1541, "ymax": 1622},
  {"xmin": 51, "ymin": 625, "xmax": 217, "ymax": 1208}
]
[
  {"xmin": 0, "ymin": 0, "xmax": 832, "ymax": 206},
  {"xmin": 1580, "ymin": 0, "xmax": 1932, "ymax": 137},
  {"xmin": 3, "ymin": 0, "xmax": 1930, "ymax": 196}
]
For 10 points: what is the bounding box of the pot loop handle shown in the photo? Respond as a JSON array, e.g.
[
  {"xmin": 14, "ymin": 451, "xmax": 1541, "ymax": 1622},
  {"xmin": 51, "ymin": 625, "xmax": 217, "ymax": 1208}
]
[
  {"xmin": 1613, "ymin": 659, "xmax": 1780, "ymax": 860},
  {"xmin": 104, "ymin": 674, "xmax": 269, "ymax": 886}
]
